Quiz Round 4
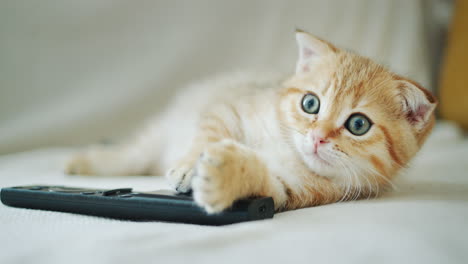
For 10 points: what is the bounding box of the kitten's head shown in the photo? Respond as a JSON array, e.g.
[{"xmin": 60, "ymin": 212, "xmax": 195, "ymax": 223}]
[{"xmin": 280, "ymin": 30, "xmax": 437, "ymax": 195}]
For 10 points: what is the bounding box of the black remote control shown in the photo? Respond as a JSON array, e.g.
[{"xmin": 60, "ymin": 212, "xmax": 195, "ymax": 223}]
[{"xmin": 0, "ymin": 185, "xmax": 274, "ymax": 225}]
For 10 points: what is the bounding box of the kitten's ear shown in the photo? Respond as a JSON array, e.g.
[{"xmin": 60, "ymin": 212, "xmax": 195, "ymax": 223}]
[
  {"xmin": 396, "ymin": 77, "xmax": 437, "ymax": 130},
  {"xmin": 295, "ymin": 29, "xmax": 337, "ymax": 74}
]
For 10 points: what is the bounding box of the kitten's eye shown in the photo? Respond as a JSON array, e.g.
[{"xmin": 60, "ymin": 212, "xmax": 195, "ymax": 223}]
[
  {"xmin": 301, "ymin": 93, "xmax": 320, "ymax": 114},
  {"xmin": 345, "ymin": 114, "xmax": 372, "ymax": 136}
]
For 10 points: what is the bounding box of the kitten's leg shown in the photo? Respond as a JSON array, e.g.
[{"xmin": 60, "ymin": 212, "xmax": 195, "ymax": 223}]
[
  {"xmin": 166, "ymin": 135, "xmax": 224, "ymax": 192},
  {"xmin": 166, "ymin": 105, "xmax": 241, "ymax": 192},
  {"xmin": 66, "ymin": 138, "xmax": 160, "ymax": 176},
  {"xmin": 191, "ymin": 139, "xmax": 345, "ymax": 213},
  {"xmin": 191, "ymin": 139, "xmax": 289, "ymax": 213}
]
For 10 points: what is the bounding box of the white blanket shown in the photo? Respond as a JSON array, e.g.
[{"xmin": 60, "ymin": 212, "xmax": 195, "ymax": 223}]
[{"xmin": 1, "ymin": 122, "xmax": 467, "ymax": 264}]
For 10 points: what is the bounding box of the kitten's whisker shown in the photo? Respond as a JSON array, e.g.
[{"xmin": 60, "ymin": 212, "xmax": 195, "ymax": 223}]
[
  {"xmin": 329, "ymin": 150, "xmax": 398, "ymax": 200},
  {"xmin": 369, "ymin": 172, "xmax": 380, "ymax": 198},
  {"xmin": 343, "ymin": 159, "xmax": 362, "ymax": 201},
  {"xmin": 350, "ymin": 170, "xmax": 360, "ymax": 200},
  {"xmin": 335, "ymin": 158, "xmax": 353, "ymax": 202},
  {"xmin": 365, "ymin": 166, "xmax": 398, "ymax": 191},
  {"xmin": 337, "ymin": 158, "xmax": 355, "ymax": 201},
  {"xmin": 363, "ymin": 170, "xmax": 373, "ymax": 200}
]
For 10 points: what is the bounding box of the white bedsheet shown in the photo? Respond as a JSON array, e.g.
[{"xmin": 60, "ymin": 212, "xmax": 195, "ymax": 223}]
[{"xmin": 1, "ymin": 121, "xmax": 467, "ymax": 264}]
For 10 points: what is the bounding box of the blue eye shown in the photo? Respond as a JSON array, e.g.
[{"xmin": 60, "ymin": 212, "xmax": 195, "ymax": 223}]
[
  {"xmin": 345, "ymin": 114, "xmax": 372, "ymax": 136},
  {"xmin": 301, "ymin": 93, "xmax": 320, "ymax": 114}
]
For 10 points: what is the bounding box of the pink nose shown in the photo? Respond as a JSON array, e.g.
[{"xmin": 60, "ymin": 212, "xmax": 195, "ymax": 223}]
[
  {"xmin": 310, "ymin": 131, "xmax": 329, "ymax": 144},
  {"xmin": 316, "ymin": 138, "xmax": 329, "ymax": 145},
  {"xmin": 310, "ymin": 132, "xmax": 329, "ymax": 153}
]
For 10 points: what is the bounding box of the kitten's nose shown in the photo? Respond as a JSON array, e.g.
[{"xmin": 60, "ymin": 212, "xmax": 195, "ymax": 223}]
[
  {"xmin": 310, "ymin": 131, "xmax": 330, "ymax": 153},
  {"xmin": 313, "ymin": 137, "xmax": 329, "ymax": 154},
  {"xmin": 316, "ymin": 138, "xmax": 329, "ymax": 144}
]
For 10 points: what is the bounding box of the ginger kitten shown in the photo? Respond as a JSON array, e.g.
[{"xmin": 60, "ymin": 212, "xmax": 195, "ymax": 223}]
[{"xmin": 67, "ymin": 30, "xmax": 437, "ymax": 213}]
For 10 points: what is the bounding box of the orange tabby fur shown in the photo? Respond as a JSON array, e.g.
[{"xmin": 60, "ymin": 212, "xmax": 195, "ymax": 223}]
[{"xmin": 67, "ymin": 30, "xmax": 437, "ymax": 213}]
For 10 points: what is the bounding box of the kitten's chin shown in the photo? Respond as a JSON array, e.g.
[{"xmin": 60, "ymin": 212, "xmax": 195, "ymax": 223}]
[
  {"xmin": 300, "ymin": 151, "xmax": 338, "ymax": 178},
  {"xmin": 293, "ymin": 137, "xmax": 340, "ymax": 178}
]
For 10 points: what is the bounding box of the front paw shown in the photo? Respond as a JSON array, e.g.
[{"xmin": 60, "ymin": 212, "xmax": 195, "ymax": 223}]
[
  {"xmin": 166, "ymin": 162, "xmax": 196, "ymax": 193},
  {"xmin": 192, "ymin": 140, "xmax": 244, "ymax": 214},
  {"xmin": 66, "ymin": 153, "xmax": 93, "ymax": 175}
]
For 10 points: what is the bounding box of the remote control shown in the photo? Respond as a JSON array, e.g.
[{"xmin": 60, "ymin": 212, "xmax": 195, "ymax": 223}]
[{"xmin": 0, "ymin": 185, "xmax": 274, "ymax": 225}]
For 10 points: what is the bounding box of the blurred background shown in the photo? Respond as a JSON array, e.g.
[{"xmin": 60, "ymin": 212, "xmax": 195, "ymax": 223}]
[{"xmin": 0, "ymin": 0, "xmax": 461, "ymax": 155}]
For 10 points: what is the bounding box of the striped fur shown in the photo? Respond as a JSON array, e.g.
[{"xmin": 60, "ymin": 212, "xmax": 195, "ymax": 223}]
[{"xmin": 66, "ymin": 31, "xmax": 436, "ymax": 213}]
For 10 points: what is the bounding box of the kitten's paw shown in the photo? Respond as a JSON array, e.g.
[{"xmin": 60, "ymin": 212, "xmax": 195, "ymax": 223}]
[
  {"xmin": 65, "ymin": 153, "xmax": 94, "ymax": 175},
  {"xmin": 166, "ymin": 162, "xmax": 196, "ymax": 193},
  {"xmin": 192, "ymin": 140, "xmax": 244, "ymax": 214}
]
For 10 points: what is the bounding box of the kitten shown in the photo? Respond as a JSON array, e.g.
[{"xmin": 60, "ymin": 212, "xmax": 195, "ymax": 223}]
[{"xmin": 66, "ymin": 30, "xmax": 437, "ymax": 213}]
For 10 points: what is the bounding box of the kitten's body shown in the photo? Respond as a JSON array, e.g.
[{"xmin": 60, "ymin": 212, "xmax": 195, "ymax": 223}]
[
  {"xmin": 67, "ymin": 31, "xmax": 436, "ymax": 213},
  {"xmin": 148, "ymin": 71, "xmax": 288, "ymax": 174}
]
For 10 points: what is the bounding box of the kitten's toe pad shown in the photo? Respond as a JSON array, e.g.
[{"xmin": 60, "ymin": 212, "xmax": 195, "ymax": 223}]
[{"xmin": 192, "ymin": 140, "xmax": 241, "ymax": 214}]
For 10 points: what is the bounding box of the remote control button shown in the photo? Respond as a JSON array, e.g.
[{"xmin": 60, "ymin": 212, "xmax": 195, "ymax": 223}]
[
  {"xmin": 29, "ymin": 186, "xmax": 43, "ymax": 190},
  {"xmin": 258, "ymin": 205, "xmax": 266, "ymax": 213}
]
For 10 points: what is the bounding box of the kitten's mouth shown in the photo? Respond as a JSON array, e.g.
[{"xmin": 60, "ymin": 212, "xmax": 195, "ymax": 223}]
[
  {"xmin": 301, "ymin": 144, "xmax": 334, "ymax": 168},
  {"xmin": 312, "ymin": 152, "xmax": 332, "ymax": 166}
]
